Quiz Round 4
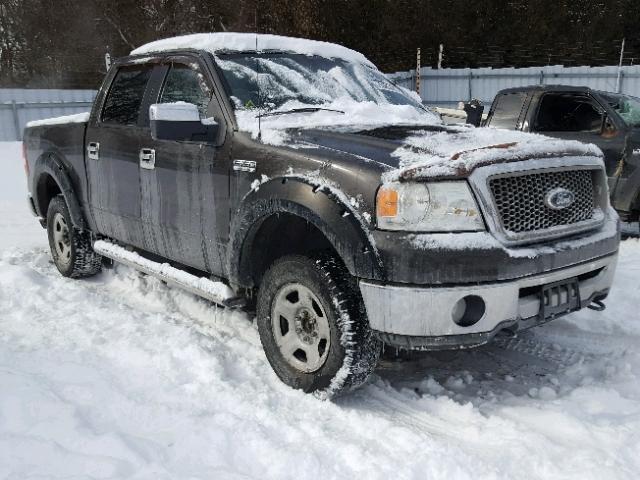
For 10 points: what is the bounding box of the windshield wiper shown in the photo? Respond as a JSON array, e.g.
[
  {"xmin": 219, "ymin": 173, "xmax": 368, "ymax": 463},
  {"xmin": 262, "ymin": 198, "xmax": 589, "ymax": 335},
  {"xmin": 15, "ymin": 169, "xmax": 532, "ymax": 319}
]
[{"xmin": 256, "ymin": 107, "xmax": 345, "ymax": 118}]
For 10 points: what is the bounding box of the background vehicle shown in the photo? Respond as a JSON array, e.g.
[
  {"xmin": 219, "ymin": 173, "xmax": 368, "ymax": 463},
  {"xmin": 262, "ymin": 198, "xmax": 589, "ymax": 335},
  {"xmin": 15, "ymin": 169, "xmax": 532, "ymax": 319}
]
[
  {"xmin": 22, "ymin": 33, "xmax": 620, "ymax": 397},
  {"xmin": 485, "ymin": 85, "xmax": 640, "ymax": 223}
]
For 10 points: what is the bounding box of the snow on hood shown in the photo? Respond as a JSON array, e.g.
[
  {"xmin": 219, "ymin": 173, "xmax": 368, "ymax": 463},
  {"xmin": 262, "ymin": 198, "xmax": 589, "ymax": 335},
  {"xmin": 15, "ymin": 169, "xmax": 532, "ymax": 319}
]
[
  {"xmin": 25, "ymin": 112, "xmax": 90, "ymax": 128},
  {"xmin": 131, "ymin": 32, "xmax": 375, "ymax": 67},
  {"xmin": 386, "ymin": 127, "xmax": 603, "ymax": 180}
]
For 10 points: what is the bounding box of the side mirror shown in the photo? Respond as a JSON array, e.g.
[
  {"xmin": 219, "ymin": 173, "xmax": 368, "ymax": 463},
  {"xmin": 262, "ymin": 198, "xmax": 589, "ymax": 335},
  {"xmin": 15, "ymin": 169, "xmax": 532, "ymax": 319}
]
[
  {"xmin": 149, "ymin": 102, "xmax": 218, "ymax": 142},
  {"xmin": 600, "ymin": 113, "xmax": 616, "ymax": 137}
]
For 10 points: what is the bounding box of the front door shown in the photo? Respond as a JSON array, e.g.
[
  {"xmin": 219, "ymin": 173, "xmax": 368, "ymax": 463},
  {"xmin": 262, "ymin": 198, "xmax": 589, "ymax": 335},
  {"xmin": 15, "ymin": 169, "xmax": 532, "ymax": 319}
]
[
  {"xmin": 85, "ymin": 64, "xmax": 154, "ymax": 247},
  {"xmin": 531, "ymin": 92, "xmax": 626, "ymax": 179},
  {"xmin": 139, "ymin": 58, "xmax": 226, "ymax": 271}
]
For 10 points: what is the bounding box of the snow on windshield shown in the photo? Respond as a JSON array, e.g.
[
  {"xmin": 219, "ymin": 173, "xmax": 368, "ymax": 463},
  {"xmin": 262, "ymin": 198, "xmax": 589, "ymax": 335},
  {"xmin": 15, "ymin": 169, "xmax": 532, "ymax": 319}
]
[{"xmin": 215, "ymin": 53, "xmax": 441, "ymax": 140}]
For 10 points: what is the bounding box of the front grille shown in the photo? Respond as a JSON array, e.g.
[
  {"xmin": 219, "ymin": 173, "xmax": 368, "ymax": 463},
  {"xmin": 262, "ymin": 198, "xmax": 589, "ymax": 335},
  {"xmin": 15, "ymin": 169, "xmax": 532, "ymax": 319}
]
[{"xmin": 489, "ymin": 169, "xmax": 596, "ymax": 236}]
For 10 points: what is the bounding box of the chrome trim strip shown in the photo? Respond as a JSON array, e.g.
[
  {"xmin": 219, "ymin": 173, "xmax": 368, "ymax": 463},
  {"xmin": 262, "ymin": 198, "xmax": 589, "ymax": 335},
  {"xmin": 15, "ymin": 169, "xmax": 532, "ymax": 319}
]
[{"xmin": 93, "ymin": 240, "xmax": 233, "ymax": 306}]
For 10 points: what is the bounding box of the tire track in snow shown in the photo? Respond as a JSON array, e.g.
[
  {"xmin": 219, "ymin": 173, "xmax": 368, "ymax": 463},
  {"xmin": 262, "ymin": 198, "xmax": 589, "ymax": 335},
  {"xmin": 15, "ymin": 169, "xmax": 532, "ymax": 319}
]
[{"xmin": 493, "ymin": 334, "xmax": 591, "ymax": 366}]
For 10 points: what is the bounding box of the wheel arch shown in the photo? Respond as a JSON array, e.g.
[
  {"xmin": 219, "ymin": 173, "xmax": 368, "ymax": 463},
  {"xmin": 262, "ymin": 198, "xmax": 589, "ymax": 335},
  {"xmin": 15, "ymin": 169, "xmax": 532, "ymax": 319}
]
[
  {"xmin": 228, "ymin": 177, "xmax": 383, "ymax": 289},
  {"xmin": 33, "ymin": 153, "xmax": 86, "ymax": 230}
]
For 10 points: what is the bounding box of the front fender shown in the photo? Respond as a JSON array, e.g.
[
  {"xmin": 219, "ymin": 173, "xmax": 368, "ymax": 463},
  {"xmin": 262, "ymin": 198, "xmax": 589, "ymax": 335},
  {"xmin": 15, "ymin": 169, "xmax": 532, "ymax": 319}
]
[
  {"xmin": 228, "ymin": 176, "xmax": 384, "ymax": 288},
  {"xmin": 33, "ymin": 153, "xmax": 86, "ymax": 230}
]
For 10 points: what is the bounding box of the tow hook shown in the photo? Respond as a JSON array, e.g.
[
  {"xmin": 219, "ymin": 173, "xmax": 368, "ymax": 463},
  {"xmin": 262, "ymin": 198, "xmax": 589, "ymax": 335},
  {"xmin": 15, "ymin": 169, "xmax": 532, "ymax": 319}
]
[{"xmin": 587, "ymin": 299, "xmax": 606, "ymax": 312}]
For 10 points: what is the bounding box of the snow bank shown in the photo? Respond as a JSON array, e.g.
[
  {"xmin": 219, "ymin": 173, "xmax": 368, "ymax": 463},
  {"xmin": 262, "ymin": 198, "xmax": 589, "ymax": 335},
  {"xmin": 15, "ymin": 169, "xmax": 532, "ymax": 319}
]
[
  {"xmin": 132, "ymin": 32, "xmax": 375, "ymax": 67},
  {"xmin": 25, "ymin": 112, "xmax": 89, "ymax": 128},
  {"xmin": 2, "ymin": 141, "xmax": 640, "ymax": 479},
  {"xmin": 387, "ymin": 127, "xmax": 603, "ymax": 180}
]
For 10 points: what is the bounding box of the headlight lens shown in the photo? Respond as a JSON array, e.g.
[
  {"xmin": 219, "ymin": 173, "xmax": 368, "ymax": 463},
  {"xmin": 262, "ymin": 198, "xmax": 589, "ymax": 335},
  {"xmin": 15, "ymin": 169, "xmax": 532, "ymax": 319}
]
[{"xmin": 376, "ymin": 181, "xmax": 485, "ymax": 232}]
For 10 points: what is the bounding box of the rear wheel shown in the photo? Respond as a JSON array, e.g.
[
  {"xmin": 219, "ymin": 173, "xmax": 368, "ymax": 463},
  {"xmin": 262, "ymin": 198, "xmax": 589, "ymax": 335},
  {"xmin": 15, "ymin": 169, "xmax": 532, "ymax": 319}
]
[
  {"xmin": 46, "ymin": 195, "xmax": 102, "ymax": 278},
  {"xmin": 257, "ymin": 254, "xmax": 381, "ymax": 398}
]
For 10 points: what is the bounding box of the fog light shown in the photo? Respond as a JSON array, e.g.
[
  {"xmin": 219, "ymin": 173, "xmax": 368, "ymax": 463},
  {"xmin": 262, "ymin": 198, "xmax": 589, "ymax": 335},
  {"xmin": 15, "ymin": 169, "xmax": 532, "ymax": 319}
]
[{"xmin": 452, "ymin": 295, "xmax": 486, "ymax": 327}]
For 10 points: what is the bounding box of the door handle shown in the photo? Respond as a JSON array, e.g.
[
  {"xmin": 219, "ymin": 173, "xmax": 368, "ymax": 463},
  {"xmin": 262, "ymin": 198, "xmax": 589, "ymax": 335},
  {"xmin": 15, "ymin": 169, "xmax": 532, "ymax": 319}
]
[
  {"xmin": 139, "ymin": 148, "xmax": 156, "ymax": 170},
  {"xmin": 87, "ymin": 142, "xmax": 100, "ymax": 160}
]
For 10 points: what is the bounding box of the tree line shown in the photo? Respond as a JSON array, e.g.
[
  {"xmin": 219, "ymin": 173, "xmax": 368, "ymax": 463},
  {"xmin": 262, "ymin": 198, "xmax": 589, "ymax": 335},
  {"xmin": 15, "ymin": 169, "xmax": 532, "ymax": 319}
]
[{"xmin": 1, "ymin": 0, "xmax": 640, "ymax": 89}]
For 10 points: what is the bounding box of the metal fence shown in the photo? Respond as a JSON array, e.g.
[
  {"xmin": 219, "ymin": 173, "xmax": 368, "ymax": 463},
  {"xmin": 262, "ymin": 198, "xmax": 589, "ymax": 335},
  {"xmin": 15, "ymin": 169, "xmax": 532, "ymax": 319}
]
[
  {"xmin": 0, "ymin": 88, "xmax": 96, "ymax": 141},
  {"xmin": 389, "ymin": 64, "xmax": 640, "ymax": 109}
]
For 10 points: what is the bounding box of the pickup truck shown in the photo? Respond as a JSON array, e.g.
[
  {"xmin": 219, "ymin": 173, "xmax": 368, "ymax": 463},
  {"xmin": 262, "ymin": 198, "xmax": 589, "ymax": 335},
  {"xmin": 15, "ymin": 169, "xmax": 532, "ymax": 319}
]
[
  {"xmin": 23, "ymin": 33, "xmax": 620, "ymax": 398},
  {"xmin": 485, "ymin": 85, "xmax": 640, "ymax": 223}
]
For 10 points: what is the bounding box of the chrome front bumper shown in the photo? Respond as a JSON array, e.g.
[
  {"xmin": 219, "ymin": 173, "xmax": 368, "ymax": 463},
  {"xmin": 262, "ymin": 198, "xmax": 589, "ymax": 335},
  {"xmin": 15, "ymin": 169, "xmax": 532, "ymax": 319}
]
[{"xmin": 359, "ymin": 253, "xmax": 617, "ymax": 348}]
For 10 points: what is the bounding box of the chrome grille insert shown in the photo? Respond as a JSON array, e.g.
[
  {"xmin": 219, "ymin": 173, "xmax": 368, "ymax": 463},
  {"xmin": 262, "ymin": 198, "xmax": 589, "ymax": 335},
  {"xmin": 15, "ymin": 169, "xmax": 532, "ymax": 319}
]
[{"xmin": 489, "ymin": 169, "xmax": 596, "ymax": 237}]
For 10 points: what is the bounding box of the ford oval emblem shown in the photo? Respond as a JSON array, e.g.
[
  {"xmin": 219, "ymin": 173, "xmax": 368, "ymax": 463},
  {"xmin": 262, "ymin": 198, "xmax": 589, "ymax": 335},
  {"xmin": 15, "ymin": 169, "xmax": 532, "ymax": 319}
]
[{"xmin": 545, "ymin": 187, "xmax": 575, "ymax": 210}]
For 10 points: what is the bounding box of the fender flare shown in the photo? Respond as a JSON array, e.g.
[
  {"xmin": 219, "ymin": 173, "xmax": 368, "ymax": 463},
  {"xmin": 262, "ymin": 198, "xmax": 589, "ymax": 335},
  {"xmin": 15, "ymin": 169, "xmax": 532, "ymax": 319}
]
[
  {"xmin": 228, "ymin": 176, "xmax": 384, "ymax": 288},
  {"xmin": 32, "ymin": 153, "xmax": 87, "ymax": 230}
]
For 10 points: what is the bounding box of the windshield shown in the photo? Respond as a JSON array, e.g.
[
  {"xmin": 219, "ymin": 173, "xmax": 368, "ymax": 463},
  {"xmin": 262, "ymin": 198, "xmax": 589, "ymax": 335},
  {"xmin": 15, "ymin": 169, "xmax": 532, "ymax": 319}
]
[
  {"xmin": 215, "ymin": 53, "xmax": 437, "ymax": 125},
  {"xmin": 600, "ymin": 92, "xmax": 640, "ymax": 128}
]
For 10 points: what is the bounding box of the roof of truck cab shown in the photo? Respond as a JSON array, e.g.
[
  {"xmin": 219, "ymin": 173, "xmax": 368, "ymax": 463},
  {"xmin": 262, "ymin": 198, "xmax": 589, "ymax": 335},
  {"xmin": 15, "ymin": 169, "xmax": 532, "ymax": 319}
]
[
  {"xmin": 131, "ymin": 33, "xmax": 375, "ymax": 68},
  {"xmin": 496, "ymin": 85, "xmax": 595, "ymax": 95}
]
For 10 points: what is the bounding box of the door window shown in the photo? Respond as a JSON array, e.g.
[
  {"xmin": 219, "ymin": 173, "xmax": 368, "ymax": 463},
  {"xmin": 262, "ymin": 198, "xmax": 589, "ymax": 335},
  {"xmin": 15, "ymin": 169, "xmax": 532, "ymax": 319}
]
[
  {"xmin": 159, "ymin": 64, "xmax": 212, "ymax": 118},
  {"xmin": 489, "ymin": 93, "xmax": 527, "ymax": 129},
  {"xmin": 102, "ymin": 65, "xmax": 153, "ymax": 125},
  {"xmin": 536, "ymin": 94, "xmax": 603, "ymax": 133}
]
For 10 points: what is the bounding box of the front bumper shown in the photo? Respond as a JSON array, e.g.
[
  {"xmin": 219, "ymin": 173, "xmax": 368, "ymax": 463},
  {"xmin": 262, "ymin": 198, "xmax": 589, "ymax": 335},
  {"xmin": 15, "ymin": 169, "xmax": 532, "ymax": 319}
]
[{"xmin": 360, "ymin": 252, "xmax": 617, "ymax": 350}]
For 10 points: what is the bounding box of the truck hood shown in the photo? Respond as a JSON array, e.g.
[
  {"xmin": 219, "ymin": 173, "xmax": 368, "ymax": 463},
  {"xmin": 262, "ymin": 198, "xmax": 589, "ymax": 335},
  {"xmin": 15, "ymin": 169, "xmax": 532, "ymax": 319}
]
[{"xmin": 284, "ymin": 125, "xmax": 603, "ymax": 180}]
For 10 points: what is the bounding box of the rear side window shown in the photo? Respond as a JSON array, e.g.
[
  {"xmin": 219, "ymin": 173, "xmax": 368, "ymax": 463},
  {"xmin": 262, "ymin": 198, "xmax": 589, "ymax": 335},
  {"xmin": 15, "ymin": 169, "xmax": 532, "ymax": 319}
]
[
  {"xmin": 159, "ymin": 64, "xmax": 212, "ymax": 118},
  {"xmin": 489, "ymin": 93, "xmax": 527, "ymax": 129},
  {"xmin": 102, "ymin": 66, "xmax": 153, "ymax": 125}
]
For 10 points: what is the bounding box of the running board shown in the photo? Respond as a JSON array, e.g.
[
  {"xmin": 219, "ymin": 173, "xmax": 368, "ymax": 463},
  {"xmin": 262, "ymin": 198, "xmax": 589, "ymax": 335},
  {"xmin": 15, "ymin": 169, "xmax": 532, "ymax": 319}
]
[{"xmin": 93, "ymin": 240, "xmax": 235, "ymax": 306}]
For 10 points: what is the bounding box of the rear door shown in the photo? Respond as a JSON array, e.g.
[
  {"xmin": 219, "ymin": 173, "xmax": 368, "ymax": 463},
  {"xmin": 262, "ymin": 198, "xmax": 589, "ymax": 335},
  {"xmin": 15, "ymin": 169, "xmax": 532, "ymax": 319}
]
[
  {"xmin": 486, "ymin": 92, "xmax": 529, "ymax": 130},
  {"xmin": 139, "ymin": 56, "xmax": 228, "ymax": 271},
  {"xmin": 85, "ymin": 64, "xmax": 154, "ymax": 246}
]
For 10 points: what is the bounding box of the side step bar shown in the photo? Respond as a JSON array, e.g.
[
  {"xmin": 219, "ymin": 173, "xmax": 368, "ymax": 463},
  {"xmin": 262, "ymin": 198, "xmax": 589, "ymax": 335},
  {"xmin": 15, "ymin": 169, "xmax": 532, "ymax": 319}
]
[{"xmin": 93, "ymin": 240, "xmax": 235, "ymax": 306}]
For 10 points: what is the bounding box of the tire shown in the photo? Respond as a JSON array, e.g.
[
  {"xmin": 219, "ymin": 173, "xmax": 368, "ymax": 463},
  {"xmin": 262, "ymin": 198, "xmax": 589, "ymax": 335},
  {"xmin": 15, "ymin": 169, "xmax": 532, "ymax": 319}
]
[
  {"xmin": 257, "ymin": 254, "xmax": 381, "ymax": 398},
  {"xmin": 46, "ymin": 195, "xmax": 102, "ymax": 278}
]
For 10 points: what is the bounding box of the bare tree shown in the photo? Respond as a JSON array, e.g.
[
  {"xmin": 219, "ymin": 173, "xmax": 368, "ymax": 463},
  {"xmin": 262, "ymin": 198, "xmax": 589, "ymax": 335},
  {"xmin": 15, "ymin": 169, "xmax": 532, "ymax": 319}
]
[{"xmin": 1, "ymin": 0, "xmax": 638, "ymax": 88}]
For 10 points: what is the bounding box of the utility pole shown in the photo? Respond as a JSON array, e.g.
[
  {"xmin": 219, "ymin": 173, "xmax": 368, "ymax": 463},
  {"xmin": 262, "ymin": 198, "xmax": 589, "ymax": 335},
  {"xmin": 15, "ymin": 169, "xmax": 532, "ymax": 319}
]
[
  {"xmin": 415, "ymin": 48, "xmax": 421, "ymax": 96},
  {"xmin": 616, "ymin": 38, "xmax": 626, "ymax": 93},
  {"xmin": 437, "ymin": 44, "xmax": 444, "ymax": 69}
]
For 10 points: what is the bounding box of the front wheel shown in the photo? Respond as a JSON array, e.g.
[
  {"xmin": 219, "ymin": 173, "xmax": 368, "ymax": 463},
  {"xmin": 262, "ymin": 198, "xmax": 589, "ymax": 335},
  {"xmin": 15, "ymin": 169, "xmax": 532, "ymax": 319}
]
[
  {"xmin": 257, "ymin": 254, "xmax": 381, "ymax": 398},
  {"xmin": 46, "ymin": 195, "xmax": 102, "ymax": 278}
]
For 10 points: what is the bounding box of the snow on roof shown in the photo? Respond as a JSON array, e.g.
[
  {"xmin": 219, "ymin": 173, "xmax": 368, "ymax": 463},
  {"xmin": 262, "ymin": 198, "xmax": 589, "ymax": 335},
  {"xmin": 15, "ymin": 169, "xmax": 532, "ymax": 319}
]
[
  {"xmin": 131, "ymin": 33, "xmax": 375, "ymax": 67},
  {"xmin": 25, "ymin": 112, "xmax": 90, "ymax": 129},
  {"xmin": 387, "ymin": 127, "xmax": 603, "ymax": 180}
]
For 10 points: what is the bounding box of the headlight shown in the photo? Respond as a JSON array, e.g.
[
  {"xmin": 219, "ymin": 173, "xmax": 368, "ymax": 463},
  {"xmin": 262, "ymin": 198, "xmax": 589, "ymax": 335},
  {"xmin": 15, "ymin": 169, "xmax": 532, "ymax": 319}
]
[{"xmin": 376, "ymin": 181, "xmax": 485, "ymax": 232}]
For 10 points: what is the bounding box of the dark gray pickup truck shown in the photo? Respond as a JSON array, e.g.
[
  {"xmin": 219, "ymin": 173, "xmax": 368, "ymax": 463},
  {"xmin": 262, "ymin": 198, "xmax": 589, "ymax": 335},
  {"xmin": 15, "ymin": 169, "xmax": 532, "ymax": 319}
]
[
  {"xmin": 486, "ymin": 85, "xmax": 640, "ymax": 223},
  {"xmin": 23, "ymin": 33, "xmax": 620, "ymax": 397}
]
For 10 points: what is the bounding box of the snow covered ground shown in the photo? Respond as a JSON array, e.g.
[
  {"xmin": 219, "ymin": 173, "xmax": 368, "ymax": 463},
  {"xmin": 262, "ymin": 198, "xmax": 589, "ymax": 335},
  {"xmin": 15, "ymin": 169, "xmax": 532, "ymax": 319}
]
[{"xmin": 1, "ymin": 140, "xmax": 639, "ymax": 479}]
